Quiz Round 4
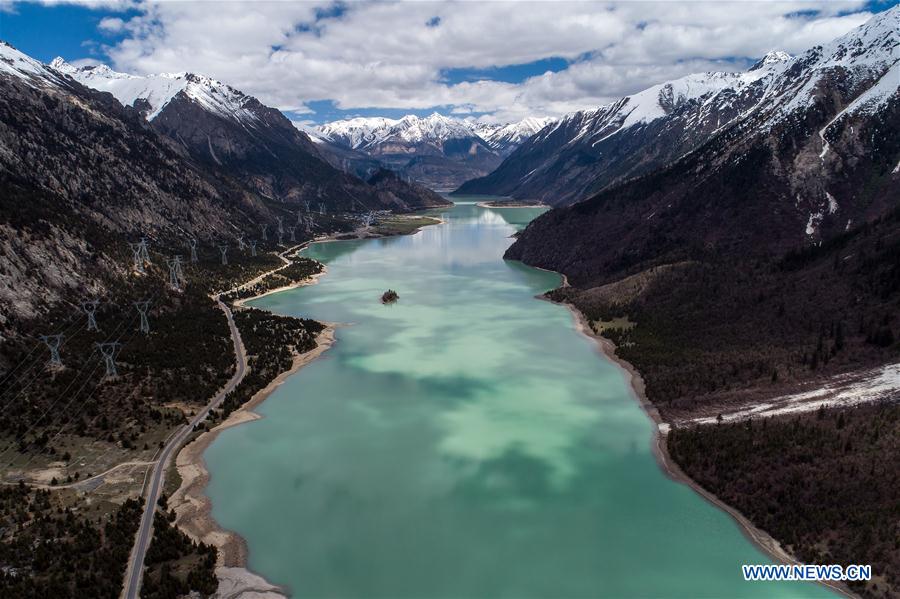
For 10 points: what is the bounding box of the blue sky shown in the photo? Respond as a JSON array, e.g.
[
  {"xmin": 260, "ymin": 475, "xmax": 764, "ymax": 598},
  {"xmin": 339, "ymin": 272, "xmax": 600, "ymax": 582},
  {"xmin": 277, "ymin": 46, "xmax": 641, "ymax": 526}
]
[{"xmin": 1, "ymin": 1, "xmax": 897, "ymax": 124}]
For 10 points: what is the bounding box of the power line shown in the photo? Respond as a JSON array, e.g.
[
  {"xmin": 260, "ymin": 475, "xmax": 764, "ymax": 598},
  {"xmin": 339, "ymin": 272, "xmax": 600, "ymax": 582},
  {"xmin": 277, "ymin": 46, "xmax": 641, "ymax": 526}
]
[{"xmin": 0, "ymin": 308, "xmax": 137, "ymax": 462}]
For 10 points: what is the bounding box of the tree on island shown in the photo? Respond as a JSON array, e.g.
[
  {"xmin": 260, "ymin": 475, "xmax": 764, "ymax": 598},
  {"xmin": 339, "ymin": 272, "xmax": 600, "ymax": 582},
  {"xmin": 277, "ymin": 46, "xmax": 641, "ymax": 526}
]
[{"xmin": 381, "ymin": 289, "xmax": 399, "ymax": 304}]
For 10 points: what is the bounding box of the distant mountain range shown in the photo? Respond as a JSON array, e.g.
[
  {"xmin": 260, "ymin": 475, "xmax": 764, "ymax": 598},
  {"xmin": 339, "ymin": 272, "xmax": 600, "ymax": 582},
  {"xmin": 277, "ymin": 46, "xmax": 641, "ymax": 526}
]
[{"xmin": 314, "ymin": 114, "xmax": 555, "ymax": 190}]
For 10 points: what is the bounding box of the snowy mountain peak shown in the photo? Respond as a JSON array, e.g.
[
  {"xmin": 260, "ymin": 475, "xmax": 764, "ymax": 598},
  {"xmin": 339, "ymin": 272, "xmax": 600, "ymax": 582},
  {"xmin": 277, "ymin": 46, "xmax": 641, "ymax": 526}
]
[
  {"xmin": 750, "ymin": 50, "xmax": 792, "ymax": 70},
  {"xmin": 318, "ymin": 113, "xmax": 554, "ymax": 153},
  {"xmin": 50, "ymin": 58, "xmax": 260, "ymax": 123}
]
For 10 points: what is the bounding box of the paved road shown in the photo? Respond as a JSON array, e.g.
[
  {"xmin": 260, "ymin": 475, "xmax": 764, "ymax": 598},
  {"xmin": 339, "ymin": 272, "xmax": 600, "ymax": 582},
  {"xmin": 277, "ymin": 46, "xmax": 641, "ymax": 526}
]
[{"xmin": 122, "ymin": 298, "xmax": 247, "ymax": 599}]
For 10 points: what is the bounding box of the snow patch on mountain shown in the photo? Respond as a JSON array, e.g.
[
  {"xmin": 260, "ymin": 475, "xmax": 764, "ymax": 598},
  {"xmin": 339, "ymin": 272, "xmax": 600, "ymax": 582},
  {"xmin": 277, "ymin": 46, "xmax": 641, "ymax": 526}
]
[{"xmin": 826, "ymin": 192, "xmax": 839, "ymax": 214}]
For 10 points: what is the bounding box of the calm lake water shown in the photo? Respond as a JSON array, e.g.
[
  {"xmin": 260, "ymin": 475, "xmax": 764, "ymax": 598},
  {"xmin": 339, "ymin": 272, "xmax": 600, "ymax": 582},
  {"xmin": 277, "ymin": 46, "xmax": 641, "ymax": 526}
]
[{"xmin": 205, "ymin": 199, "xmax": 830, "ymax": 598}]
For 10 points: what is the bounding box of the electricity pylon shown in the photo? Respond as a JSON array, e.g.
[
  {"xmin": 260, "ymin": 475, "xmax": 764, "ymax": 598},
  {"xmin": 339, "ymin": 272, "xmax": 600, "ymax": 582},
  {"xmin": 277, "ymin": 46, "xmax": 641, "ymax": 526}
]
[
  {"xmin": 188, "ymin": 238, "xmax": 199, "ymax": 263},
  {"xmin": 96, "ymin": 342, "xmax": 121, "ymax": 377},
  {"xmin": 40, "ymin": 334, "xmax": 64, "ymax": 368},
  {"xmin": 133, "ymin": 300, "xmax": 151, "ymax": 334},
  {"xmin": 82, "ymin": 300, "xmax": 100, "ymax": 332}
]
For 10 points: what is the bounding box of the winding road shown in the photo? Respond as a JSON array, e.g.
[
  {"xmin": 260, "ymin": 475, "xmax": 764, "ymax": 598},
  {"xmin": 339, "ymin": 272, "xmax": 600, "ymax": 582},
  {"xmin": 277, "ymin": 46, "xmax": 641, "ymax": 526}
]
[
  {"xmin": 122, "ymin": 245, "xmax": 307, "ymax": 598},
  {"xmin": 121, "ymin": 297, "xmax": 248, "ymax": 599}
]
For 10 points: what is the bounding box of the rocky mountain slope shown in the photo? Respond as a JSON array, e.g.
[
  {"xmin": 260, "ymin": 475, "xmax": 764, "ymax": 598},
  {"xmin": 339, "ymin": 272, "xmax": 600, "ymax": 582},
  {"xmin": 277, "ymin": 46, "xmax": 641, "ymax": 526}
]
[
  {"xmin": 507, "ymin": 7, "xmax": 899, "ymax": 273},
  {"xmin": 53, "ymin": 60, "xmax": 449, "ymax": 212},
  {"xmin": 460, "ymin": 9, "xmax": 898, "ymax": 207},
  {"xmin": 316, "ymin": 114, "xmax": 552, "ymax": 189},
  {"xmin": 0, "ymin": 41, "xmax": 277, "ymax": 324}
]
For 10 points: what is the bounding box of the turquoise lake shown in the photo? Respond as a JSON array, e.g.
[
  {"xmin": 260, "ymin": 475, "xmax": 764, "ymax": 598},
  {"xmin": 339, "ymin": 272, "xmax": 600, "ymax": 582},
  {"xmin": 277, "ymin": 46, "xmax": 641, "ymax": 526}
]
[{"xmin": 205, "ymin": 200, "xmax": 830, "ymax": 598}]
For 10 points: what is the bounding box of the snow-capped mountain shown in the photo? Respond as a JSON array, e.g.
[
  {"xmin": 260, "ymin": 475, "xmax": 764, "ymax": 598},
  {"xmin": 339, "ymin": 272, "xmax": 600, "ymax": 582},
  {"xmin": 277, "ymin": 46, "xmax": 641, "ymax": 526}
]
[
  {"xmin": 507, "ymin": 6, "xmax": 898, "ymax": 278},
  {"xmin": 1, "ymin": 41, "xmax": 69, "ymax": 87},
  {"xmin": 49, "ymin": 58, "xmax": 449, "ymax": 211},
  {"xmin": 462, "ymin": 8, "xmax": 898, "ymax": 206},
  {"xmin": 0, "ymin": 41, "xmax": 449, "ymax": 321},
  {"xmin": 0, "ymin": 41, "xmax": 280, "ymax": 320},
  {"xmin": 316, "ymin": 113, "xmax": 554, "ymax": 189},
  {"xmin": 319, "ymin": 113, "xmax": 552, "ymax": 155},
  {"xmin": 320, "ymin": 113, "xmax": 477, "ymax": 150},
  {"xmin": 51, "ymin": 58, "xmax": 266, "ymax": 124},
  {"xmin": 473, "ymin": 117, "xmax": 557, "ymax": 156},
  {"xmin": 456, "ymin": 52, "xmax": 796, "ymax": 203}
]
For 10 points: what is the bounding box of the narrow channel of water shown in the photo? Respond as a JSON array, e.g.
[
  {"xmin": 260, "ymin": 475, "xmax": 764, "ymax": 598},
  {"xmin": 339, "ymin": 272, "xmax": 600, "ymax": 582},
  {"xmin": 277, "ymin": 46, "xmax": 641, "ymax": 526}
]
[{"xmin": 205, "ymin": 199, "xmax": 830, "ymax": 598}]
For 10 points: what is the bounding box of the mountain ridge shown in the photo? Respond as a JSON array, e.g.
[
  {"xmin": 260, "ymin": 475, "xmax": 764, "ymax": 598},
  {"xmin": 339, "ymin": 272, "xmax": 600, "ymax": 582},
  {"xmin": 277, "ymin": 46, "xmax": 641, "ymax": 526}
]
[
  {"xmin": 316, "ymin": 113, "xmax": 555, "ymax": 189},
  {"xmin": 458, "ymin": 7, "xmax": 898, "ymax": 205},
  {"xmin": 51, "ymin": 56, "xmax": 450, "ymax": 212}
]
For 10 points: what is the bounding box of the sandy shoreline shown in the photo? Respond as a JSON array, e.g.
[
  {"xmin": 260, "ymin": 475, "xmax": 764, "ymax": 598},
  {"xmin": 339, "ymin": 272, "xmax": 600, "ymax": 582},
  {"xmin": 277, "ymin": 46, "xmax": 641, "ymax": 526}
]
[
  {"xmin": 476, "ymin": 201, "xmax": 547, "ymax": 208},
  {"xmin": 232, "ymin": 267, "xmax": 328, "ymax": 308},
  {"xmin": 169, "ymin": 327, "xmax": 335, "ymax": 598},
  {"xmin": 169, "ymin": 257, "xmax": 336, "ymax": 598},
  {"xmin": 550, "ymin": 297, "xmax": 853, "ymax": 598}
]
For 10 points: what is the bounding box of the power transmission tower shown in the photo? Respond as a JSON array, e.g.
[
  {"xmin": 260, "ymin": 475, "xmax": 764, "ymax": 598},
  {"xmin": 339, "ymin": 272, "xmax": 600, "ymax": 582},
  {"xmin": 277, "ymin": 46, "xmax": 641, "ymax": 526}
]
[
  {"xmin": 287, "ymin": 226, "xmax": 297, "ymax": 242},
  {"xmin": 249, "ymin": 239, "xmax": 258, "ymax": 257},
  {"xmin": 276, "ymin": 216, "xmax": 284, "ymax": 245},
  {"xmin": 259, "ymin": 223, "xmax": 268, "ymax": 241},
  {"xmin": 319, "ymin": 203, "xmax": 326, "ymax": 215},
  {"xmin": 218, "ymin": 244, "xmax": 229, "ymax": 266},
  {"xmin": 167, "ymin": 256, "xmax": 184, "ymax": 291},
  {"xmin": 303, "ymin": 200, "xmax": 310, "ymax": 212},
  {"xmin": 188, "ymin": 238, "xmax": 199, "ymax": 263},
  {"xmin": 133, "ymin": 300, "xmax": 151, "ymax": 334},
  {"xmin": 129, "ymin": 242, "xmax": 145, "ymax": 273},
  {"xmin": 96, "ymin": 342, "xmax": 121, "ymax": 377},
  {"xmin": 82, "ymin": 300, "xmax": 100, "ymax": 332},
  {"xmin": 237, "ymin": 234, "xmax": 246, "ymax": 251},
  {"xmin": 296, "ymin": 210, "xmax": 303, "ymax": 225},
  {"xmin": 139, "ymin": 237, "xmax": 150, "ymax": 263},
  {"xmin": 174, "ymin": 255, "xmax": 184, "ymax": 281},
  {"xmin": 40, "ymin": 334, "xmax": 64, "ymax": 368}
]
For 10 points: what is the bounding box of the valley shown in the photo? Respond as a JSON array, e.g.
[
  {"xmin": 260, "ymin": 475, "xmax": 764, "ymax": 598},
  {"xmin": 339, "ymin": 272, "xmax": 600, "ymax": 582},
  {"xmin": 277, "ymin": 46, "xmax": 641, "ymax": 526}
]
[{"xmin": 0, "ymin": 3, "xmax": 898, "ymax": 599}]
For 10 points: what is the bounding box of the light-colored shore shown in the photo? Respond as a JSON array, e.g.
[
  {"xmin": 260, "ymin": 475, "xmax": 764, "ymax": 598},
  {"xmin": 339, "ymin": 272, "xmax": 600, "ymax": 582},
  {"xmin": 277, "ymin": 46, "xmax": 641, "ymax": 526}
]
[
  {"xmin": 476, "ymin": 201, "xmax": 547, "ymax": 208},
  {"xmin": 169, "ymin": 327, "xmax": 335, "ymax": 598},
  {"xmin": 170, "ymin": 257, "xmax": 336, "ymax": 598},
  {"xmin": 550, "ymin": 297, "xmax": 854, "ymax": 598},
  {"xmin": 231, "ymin": 266, "xmax": 328, "ymax": 308}
]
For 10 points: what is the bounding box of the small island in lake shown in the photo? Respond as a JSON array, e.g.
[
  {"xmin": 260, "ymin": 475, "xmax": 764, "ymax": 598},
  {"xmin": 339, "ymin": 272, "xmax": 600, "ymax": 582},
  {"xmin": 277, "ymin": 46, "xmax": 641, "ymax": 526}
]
[{"xmin": 381, "ymin": 289, "xmax": 399, "ymax": 304}]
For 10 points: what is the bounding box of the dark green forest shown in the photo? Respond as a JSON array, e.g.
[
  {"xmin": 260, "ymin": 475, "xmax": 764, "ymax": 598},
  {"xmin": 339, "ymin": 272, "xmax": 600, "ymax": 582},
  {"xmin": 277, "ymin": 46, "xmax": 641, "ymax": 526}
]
[{"xmin": 669, "ymin": 402, "xmax": 900, "ymax": 599}]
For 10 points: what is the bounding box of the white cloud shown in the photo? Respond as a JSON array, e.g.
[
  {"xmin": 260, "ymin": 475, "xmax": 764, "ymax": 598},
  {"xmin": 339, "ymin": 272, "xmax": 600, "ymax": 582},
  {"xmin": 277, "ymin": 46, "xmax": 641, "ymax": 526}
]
[
  {"xmin": 98, "ymin": 16, "xmax": 125, "ymax": 33},
  {"xmin": 68, "ymin": 57, "xmax": 102, "ymax": 68},
  {"xmin": 59, "ymin": 1, "xmax": 880, "ymax": 122}
]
